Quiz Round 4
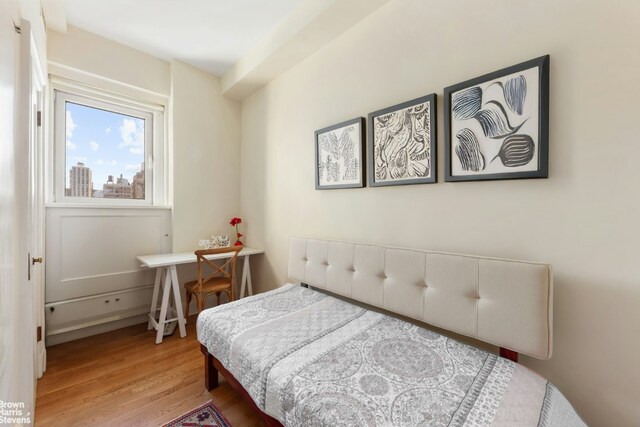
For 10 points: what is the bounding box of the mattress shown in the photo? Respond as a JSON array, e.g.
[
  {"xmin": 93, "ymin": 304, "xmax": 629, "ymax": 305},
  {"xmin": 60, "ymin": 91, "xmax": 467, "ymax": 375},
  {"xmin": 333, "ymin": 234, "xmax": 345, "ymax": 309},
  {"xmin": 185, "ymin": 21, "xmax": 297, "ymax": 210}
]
[{"xmin": 197, "ymin": 284, "xmax": 584, "ymax": 426}]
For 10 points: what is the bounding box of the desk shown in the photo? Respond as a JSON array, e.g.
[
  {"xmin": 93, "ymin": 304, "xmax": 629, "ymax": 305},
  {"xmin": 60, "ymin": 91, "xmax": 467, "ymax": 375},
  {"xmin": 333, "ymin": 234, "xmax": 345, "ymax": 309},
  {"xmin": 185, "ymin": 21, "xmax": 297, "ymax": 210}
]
[{"xmin": 137, "ymin": 247, "xmax": 264, "ymax": 344}]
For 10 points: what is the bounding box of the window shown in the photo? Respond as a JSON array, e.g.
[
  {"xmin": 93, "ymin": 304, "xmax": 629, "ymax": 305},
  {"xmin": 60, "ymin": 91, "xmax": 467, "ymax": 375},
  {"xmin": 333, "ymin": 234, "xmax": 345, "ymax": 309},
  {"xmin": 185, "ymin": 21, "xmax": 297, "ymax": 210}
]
[{"xmin": 53, "ymin": 85, "xmax": 165, "ymax": 205}]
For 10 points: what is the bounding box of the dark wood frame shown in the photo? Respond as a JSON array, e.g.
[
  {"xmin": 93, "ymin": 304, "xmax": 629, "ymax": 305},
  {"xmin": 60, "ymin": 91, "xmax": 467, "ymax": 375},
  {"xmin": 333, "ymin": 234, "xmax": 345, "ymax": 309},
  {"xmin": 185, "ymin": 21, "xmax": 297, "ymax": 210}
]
[
  {"xmin": 314, "ymin": 117, "xmax": 366, "ymax": 190},
  {"xmin": 201, "ymin": 343, "xmax": 518, "ymax": 424},
  {"xmin": 367, "ymin": 93, "xmax": 437, "ymax": 187},
  {"xmin": 444, "ymin": 55, "xmax": 550, "ymax": 182}
]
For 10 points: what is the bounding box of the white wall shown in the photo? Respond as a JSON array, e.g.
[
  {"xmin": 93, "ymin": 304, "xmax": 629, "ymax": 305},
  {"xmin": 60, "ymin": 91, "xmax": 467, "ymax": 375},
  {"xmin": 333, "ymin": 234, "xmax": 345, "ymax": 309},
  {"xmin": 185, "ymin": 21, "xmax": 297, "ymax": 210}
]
[
  {"xmin": 49, "ymin": 27, "xmax": 240, "ymax": 260},
  {"xmin": 46, "ymin": 29, "xmax": 243, "ymax": 333},
  {"xmin": 170, "ymin": 61, "xmax": 241, "ymax": 252},
  {"xmin": 239, "ymin": 1, "xmax": 640, "ymax": 425},
  {"xmin": 49, "ymin": 27, "xmax": 243, "ymax": 251},
  {"xmin": 48, "ymin": 26, "xmax": 170, "ymax": 97}
]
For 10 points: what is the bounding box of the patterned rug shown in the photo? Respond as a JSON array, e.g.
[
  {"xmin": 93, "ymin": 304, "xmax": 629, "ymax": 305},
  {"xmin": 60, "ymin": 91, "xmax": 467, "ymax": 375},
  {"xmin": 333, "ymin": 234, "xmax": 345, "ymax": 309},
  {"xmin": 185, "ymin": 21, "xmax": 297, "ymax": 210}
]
[{"xmin": 162, "ymin": 401, "xmax": 231, "ymax": 427}]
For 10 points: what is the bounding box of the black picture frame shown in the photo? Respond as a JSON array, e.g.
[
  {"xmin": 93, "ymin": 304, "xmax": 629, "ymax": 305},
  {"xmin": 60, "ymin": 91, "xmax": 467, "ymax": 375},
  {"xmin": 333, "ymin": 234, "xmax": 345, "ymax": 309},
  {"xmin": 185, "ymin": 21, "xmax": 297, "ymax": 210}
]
[
  {"xmin": 314, "ymin": 117, "xmax": 366, "ymax": 190},
  {"xmin": 444, "ymin": 55, "xmax": 550, "ymax": 182},
  {"xmin": 367, "ymin": 94, "xmax": 437, "ymax": 187}
]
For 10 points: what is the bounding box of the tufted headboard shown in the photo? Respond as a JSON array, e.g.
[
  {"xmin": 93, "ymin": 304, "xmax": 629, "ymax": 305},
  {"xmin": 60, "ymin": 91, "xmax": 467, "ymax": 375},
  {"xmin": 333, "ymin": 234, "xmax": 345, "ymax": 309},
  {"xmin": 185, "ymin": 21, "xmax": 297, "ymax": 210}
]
[{"xmin": 287, "ymin": 237, "xmax": 553, "ymax": 360}]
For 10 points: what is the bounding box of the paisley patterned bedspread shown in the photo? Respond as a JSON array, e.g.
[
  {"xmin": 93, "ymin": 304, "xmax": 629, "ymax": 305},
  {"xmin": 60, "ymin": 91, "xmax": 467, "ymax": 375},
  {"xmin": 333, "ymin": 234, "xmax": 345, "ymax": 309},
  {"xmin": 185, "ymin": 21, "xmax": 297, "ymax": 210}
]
[{"xmin": 197, "ymin": 284, "xmax": 584, "ymax": 426}]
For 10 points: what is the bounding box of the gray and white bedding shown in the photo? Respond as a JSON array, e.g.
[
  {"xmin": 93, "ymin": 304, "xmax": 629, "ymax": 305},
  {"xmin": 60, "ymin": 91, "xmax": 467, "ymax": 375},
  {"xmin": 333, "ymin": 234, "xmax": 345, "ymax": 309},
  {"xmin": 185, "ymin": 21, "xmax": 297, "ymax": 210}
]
[{"xmin": 197, "ymin": 284, "xmax": 584, "ymax": 426}]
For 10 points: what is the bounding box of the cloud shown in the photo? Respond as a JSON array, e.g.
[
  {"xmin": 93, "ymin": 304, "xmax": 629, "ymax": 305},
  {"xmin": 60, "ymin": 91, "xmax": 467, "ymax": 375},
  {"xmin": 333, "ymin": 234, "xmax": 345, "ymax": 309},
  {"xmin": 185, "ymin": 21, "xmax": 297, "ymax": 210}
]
[
  {"xmin": 73, "ymin": 156, "xmax": 87, "ymax": 163},
  {"xmin": 125, "ymin": 163, "xmax": 142, "ymax": 171},
  {"xmin": 66, "ymin": 140, "xmax": 76, "ymax": 150},
  {"xmin": 90, "ymin": 140, "xmax": 99, "ymax": 151},
  {"xmin": 119, "ymin": 118, "xmax": 144, "ymax": 149},
  {"xmin": 66, "ymin": 110, "xmax": 76, "ymax": 138},
  {"xmin": 95, "ymin": 159, "xmax": 104, "ymax": 165},
  {"xmin": 129, "ymin": 147, "xmax": 143, "ymax": 156},
  {"xmin": 105, "ymin": 127, "xmax": 111, "ymax": 135},
  {"xmin": 108, "ymin": 160, "xmax": 117, "ymax": 166}
]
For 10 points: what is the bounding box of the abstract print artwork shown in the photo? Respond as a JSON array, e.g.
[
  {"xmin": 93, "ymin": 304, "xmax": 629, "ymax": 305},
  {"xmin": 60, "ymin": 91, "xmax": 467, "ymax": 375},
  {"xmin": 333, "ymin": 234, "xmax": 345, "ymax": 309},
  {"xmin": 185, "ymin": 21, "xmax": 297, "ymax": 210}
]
[
  {"xmin": 445, "ymin": 55, "xmax": 549, "ymax": 181},
  {"xmin": 368, "ymin": 94, "xmax": 437, "ymax": 186},
  {"xmin": 315, "ymin": 117, "xmax": 365, "ymax": 189}
]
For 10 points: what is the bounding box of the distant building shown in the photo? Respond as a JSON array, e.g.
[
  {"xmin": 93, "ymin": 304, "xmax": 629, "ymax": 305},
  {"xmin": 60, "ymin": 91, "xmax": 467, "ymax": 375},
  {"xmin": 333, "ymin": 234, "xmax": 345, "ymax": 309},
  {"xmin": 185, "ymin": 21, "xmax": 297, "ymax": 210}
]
[
  {"xmin": 132, "ymin": 162, "xmax": 144, "ymax": 199},
  {"xmin": 102, "ymin": 174, "xmax": 132, "ymax": 199},
  {"xmin": 69, "ymin": 162, "xmax": 93, "ymax": 197}
]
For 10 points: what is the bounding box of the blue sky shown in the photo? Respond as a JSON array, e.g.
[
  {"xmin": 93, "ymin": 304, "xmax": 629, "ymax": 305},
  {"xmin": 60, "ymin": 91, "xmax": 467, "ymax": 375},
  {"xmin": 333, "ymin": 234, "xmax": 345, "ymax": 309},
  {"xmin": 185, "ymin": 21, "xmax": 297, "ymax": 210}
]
[{"xmin": 65, "ymin": 102, "xmax": 145, "ymax": 189}]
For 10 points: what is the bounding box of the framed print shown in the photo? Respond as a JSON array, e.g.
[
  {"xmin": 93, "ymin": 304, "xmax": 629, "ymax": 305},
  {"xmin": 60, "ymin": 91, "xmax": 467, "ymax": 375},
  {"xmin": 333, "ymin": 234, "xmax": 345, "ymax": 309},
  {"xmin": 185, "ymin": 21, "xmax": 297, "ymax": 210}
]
[
  {"xmin": 315, "ymin": 117, "xmax": 365, "ymax": 189},
  {"xmin": 367, "ymin": 94, "xmax": 437, "ymax": 186},
  {"xmin": 444, "ymin": 55, "xmax": 549, "ymax": 182}
]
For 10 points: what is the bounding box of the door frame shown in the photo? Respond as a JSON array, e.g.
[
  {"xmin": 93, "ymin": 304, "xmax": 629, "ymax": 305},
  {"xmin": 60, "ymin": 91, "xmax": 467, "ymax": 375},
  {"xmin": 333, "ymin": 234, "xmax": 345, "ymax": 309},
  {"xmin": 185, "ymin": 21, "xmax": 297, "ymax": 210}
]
[
  {"xmin": 16, "ymin": 16, "xmax": 47, "ymax": 422},
  {"xmin": 29, "ymin": 31, "xmax": 46, "ymax": 378}
]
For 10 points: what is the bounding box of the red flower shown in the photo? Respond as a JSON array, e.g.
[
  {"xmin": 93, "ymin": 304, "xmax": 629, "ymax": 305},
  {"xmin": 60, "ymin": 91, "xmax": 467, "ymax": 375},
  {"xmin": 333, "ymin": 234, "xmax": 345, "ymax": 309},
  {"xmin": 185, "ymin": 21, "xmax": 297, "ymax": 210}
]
[
  {"xmin": 237, "ymin": 232, "xmax": 244, "ymax": 238},
  {"xmin": 229, "ymin": 217, "xmax": 242, "ymax": 226}
]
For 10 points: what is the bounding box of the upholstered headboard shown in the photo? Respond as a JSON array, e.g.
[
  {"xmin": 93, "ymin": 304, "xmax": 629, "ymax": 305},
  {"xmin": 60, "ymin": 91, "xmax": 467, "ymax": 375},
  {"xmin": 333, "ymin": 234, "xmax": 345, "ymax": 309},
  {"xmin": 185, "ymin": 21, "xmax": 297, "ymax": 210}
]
[{"xmin": 287, "ymin": 237, "xmax": 553, "ymax": 360}]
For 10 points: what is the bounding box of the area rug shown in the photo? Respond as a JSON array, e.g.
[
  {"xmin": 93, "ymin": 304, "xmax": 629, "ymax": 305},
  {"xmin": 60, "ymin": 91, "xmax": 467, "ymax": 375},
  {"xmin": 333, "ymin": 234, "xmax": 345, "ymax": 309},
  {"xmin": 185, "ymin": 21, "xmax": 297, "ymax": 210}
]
[{"xmin": 162, "ymin": 400, "xmax": 231, "ymax": 427}]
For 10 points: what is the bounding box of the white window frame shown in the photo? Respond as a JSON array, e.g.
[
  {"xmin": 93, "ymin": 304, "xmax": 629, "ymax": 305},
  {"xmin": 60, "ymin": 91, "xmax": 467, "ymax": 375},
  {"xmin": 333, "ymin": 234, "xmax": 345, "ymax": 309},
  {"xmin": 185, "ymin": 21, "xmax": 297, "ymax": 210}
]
[{"xmin": 52, "ymin": 81, "xmax": 166, "ymax": 206}]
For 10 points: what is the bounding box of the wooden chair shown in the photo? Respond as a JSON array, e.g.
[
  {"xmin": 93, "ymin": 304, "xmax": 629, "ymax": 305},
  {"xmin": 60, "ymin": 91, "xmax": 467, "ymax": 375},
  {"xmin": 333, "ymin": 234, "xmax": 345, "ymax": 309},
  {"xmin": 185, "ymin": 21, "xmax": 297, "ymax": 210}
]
[{"xmin": 184, "ymin": 246, "xmax": 242, "ymax": 315}]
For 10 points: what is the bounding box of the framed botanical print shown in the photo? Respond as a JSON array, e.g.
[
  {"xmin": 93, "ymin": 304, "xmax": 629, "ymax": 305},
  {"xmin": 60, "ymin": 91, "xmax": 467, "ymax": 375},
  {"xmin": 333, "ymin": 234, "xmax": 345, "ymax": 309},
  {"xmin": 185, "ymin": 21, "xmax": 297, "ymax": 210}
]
[
  {"xmin": 444, "ymin": 55, "xmax": 550, "ymax": 182},
  {"xmin": 367, "ymin": 94, "xmax": 437, "ymax": 186},
  {"xmin": 315, "ymin": 117, "xmax": 365, "ymax": 189}
]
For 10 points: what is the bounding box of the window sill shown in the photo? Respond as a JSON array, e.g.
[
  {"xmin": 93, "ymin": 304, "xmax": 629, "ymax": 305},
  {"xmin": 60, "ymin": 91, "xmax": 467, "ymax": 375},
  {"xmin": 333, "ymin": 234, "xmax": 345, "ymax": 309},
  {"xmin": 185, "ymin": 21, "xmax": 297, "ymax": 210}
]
[{"xmin": 45, "ymin": 203, "xmax": 172, "ymax": 210}]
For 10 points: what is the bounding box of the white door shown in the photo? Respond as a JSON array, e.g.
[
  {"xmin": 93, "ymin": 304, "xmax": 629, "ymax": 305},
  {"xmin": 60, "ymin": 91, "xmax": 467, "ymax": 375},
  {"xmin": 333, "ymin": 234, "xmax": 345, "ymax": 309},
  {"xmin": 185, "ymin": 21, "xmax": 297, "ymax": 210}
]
[
  {"xmin": 20, "ymin": 14, "xmax": 47, "ymax": 411},
  {"xmin": 31, "ymin": 56, "xmax": 46, "ymax": 378},
  {"xmin": 17, "ymin": 17, "xmax": 37, "ymax": 425},
  {"xmin": 0, "ymin": 9, "xmax": 37, "ymax": 427}
]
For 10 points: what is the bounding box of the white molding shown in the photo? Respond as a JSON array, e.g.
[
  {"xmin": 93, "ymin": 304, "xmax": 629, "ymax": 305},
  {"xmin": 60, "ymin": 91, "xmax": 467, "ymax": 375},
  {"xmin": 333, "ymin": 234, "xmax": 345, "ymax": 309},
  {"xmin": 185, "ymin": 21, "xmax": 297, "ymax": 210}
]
[
  {"xmin": 50, "ymin": 75, "xmax": 166, "ymax": 112},
  {"xmin": 45, "ymin": 284, "xmax": 154, "ymax": 306},
  {"xmin": 45, "ymin": 314, "xmax": 149, "ymax": 346},
  {"xmin": 49, "ymin": 61, "xmax": 169, "ymax": 104},
  {"xmin": 45, "ymin": 202, "xmax": 172, "ymax": 210}
]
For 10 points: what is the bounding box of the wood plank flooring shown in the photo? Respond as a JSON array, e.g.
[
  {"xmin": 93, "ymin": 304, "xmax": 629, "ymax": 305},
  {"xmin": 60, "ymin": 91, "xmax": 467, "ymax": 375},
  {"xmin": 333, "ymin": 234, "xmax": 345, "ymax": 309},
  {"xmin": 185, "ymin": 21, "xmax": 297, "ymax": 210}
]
[{"xmin": 35, "ymin": 316, "xmax": 264, "ymax": 427}]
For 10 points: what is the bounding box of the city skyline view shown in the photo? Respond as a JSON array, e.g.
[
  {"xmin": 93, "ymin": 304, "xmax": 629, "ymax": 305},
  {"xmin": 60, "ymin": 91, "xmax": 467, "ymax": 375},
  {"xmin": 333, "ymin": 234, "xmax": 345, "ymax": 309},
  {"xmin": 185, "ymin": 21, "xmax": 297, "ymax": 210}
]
[{"xmin": 65, "ymin": 101, "xmax": 146, "ymax": 190}]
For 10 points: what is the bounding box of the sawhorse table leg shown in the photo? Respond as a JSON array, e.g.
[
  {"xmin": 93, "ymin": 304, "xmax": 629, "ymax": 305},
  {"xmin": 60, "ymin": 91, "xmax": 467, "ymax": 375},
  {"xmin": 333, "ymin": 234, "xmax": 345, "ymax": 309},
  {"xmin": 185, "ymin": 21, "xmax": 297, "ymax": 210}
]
[
  {"xmin": 147, "ymin": 264, "xmax": 187, "ymax": 344},
  {"xmin": 239, "ymin": 255, "xmax": 254, "ymax": 299}
]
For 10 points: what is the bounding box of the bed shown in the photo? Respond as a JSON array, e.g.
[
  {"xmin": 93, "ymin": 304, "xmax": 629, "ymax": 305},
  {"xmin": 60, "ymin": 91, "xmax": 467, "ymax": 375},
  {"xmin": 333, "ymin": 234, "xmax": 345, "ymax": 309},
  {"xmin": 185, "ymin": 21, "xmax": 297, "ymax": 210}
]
[{"xmin": 197, "ymin": 238, "xmax": 585, "ymax": 426}]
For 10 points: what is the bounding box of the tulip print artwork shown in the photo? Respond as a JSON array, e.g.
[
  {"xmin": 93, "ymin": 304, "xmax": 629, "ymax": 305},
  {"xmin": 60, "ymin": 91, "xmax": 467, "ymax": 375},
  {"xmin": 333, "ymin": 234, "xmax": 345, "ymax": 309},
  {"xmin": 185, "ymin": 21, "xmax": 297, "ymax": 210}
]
[
  {"xmin": 445, "ymin": 55, "xmax": 549, "ymax": 181},
  {"xmin": 368, "ymin": 94, "xmax": 437, "ymax": 186}
]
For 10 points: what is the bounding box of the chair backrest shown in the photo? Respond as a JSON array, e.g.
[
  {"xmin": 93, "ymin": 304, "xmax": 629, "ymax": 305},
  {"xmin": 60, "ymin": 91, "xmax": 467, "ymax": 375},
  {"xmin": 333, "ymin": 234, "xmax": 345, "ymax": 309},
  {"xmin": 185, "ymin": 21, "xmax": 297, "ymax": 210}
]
[{"xmin": 194, "ymin": 246, "xmax": 243, "ymax": 297}]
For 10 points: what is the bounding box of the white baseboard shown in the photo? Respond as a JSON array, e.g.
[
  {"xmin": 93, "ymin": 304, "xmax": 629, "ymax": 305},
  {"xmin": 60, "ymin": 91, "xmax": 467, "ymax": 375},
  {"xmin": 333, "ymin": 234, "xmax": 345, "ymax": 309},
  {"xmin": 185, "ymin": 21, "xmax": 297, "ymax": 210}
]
[{"xmin": 45, "ymin": 313, "xmax": 148, "ymax": 346}]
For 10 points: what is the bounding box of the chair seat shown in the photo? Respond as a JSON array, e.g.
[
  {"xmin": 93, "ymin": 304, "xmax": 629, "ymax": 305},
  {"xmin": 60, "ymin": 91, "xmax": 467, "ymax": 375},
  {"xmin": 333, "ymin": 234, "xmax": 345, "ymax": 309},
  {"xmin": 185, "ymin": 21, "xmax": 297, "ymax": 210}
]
[{"xmin": 184, "ymin": 277, "xmax": 232, "ymax": 294}]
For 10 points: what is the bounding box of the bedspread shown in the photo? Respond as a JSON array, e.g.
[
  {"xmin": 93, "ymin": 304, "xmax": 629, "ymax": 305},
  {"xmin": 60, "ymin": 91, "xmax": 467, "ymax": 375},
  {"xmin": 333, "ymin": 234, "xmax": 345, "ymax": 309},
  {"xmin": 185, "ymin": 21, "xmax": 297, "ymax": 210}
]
[{"xmin": 197, "ymin": 284, "xmax": 584, "ymax": 426}]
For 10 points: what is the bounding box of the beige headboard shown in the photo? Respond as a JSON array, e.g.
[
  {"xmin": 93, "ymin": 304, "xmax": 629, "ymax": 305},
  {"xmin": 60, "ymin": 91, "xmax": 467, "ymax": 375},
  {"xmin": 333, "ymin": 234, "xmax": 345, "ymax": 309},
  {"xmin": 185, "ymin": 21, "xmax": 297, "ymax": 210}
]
[{"xmin": 287, "ymin": 237, "xmax": 553, "ymax": 360}]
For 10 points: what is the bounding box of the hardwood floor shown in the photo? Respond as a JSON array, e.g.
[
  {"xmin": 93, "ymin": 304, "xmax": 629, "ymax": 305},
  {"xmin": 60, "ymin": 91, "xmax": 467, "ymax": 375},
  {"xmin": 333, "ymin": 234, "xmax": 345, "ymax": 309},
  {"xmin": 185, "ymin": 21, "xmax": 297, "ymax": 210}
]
[{"xmin": 35, "ymin": 316, "xmax": 264, "ymax": 427}]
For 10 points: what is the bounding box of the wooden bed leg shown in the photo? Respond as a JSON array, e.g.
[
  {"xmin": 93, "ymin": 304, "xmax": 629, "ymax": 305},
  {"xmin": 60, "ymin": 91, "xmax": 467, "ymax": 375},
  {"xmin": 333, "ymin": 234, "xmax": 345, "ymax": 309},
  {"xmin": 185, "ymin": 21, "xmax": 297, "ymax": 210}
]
[
  {"xmin": 499, "ymin": 347, "xmax": 519, "ymax": 363},
  {"xmin": 201, "ymin": 344, "xmax": 218, "ymax": 390}
]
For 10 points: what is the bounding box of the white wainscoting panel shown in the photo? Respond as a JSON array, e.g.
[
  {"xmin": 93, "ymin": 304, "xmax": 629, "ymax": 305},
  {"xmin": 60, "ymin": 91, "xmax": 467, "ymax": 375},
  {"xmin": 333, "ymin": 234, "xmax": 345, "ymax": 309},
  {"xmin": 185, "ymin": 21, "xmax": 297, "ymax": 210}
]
[{"xmin": 45, "ymin": 207, "xmax": 171, "ymax": 339}]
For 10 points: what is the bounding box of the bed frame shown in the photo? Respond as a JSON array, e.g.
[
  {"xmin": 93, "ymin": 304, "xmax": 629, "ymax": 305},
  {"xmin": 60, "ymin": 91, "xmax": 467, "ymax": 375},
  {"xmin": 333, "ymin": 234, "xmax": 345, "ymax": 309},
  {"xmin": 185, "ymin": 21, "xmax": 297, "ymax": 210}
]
[{"xmin": 201, "ymin": 237, "xmax": 554, "ymax": 424}]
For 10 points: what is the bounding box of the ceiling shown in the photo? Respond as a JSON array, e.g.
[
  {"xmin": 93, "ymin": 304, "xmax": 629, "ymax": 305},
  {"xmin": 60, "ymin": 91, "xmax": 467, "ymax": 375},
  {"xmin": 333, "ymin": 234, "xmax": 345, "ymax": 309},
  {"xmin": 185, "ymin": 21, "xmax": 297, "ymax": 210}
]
[{"xmin": 63, "ymin": 0, "xmax": 305, "ymax": 76}]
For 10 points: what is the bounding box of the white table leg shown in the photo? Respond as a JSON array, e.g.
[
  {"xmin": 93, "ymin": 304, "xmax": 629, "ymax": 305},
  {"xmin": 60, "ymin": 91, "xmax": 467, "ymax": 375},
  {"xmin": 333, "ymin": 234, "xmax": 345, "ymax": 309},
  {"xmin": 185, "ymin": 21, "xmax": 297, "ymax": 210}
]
[
  {"xmin": 240, "ymin": 255, "xmax": 254, "ymax": 298},
  {"xmin": 147, "ymin": 267, "xmax": 163, "ymax": 330},
  {"xmin": 155, "ymin": 267, "xmax": 172, "ymax": 344},
  {"xmin": 170, "ymin": 265, "xmax": 187, "ymax": 338},
  {"xmin": 240, "ymin": 255, "xmax": 248, "ymax": 298},
  {"xmin": 246, "ymin": 257, "xmax": 253, "ymax": 296}
]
